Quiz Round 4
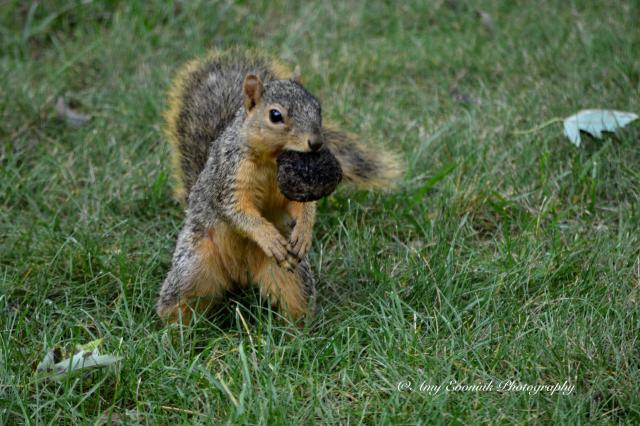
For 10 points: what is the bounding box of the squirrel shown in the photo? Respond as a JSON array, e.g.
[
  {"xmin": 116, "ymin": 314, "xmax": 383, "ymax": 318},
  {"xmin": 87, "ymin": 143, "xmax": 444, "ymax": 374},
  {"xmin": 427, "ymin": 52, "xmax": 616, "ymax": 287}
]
[{"xmin": 156, "ymin": 48, "xmax": 401, "ymax": 323}]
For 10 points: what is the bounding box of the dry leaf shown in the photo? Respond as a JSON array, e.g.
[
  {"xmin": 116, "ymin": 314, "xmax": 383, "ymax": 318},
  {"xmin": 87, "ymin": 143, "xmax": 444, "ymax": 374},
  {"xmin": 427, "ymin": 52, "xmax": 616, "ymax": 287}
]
[
  {"xmin": 55, "ymin": 97, "xmax": 92, "ymax": 127},
  {"xmin": 476, "ymin": 10, "xmax": 495, "ymax": 35},
  {"xmin": 563, "ymin": 109, "xmax": 638, "ymax": 147},
  {"xmin": 35, "ymin": 339, "xmax": 121, "ymax": 381}
]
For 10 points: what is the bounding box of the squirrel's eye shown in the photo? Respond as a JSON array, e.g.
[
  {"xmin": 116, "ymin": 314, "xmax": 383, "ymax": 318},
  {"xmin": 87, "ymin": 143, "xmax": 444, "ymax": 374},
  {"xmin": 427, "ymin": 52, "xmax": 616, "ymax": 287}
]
[{"xmin": 269, "ymin": 109, "xmax": 284, "ymax": 124}]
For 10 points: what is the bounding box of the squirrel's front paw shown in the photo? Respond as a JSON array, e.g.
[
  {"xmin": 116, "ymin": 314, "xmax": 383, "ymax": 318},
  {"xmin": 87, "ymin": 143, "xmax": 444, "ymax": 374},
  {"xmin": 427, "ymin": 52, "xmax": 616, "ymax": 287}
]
[
  {"xmin": 287, "ymin": 223, "xmax": 313, "ymax": 261},
  {"xmin": 260, "ymin": 231, "xmax": 298, "ymax": 272}
]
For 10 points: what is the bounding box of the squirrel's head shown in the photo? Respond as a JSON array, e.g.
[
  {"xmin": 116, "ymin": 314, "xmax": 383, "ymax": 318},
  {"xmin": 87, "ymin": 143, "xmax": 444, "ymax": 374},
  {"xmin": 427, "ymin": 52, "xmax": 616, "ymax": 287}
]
[{"xmin": 241, "ymin": 71, "xmax": 323, "ymax": 158}]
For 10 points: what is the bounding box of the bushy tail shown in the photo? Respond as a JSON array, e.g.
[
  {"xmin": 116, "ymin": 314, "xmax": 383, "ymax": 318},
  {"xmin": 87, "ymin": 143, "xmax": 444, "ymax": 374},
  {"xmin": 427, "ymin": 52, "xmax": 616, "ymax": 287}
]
[{"xmin": 322, "ymin": 126, "xmax": 403, "ymax": 190}]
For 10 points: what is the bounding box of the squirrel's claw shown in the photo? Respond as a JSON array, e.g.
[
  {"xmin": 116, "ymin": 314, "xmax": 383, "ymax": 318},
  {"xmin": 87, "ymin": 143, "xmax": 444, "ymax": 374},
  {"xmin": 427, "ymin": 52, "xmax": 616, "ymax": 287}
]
[
  {"xmin": 262, "ymin": 231, "xmax": 299, "ymax": 272},
  {"xmin": 263, "ymin": 233, "xmax": 287, "ymax": 261},
  {"xmin": 288, "ymin": 226, "xmax": 312, "ymax": 261},
  {"xmin": 277, "ymin": 253, "xmax": 298, "ymax": 273}
]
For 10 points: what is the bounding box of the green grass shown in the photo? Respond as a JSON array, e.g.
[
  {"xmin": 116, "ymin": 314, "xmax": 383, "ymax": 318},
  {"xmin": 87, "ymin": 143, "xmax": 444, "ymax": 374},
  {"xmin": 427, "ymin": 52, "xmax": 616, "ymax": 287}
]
[{"xmin": 1, "ymin": 0, "xmax": 639, "ymax": 423}]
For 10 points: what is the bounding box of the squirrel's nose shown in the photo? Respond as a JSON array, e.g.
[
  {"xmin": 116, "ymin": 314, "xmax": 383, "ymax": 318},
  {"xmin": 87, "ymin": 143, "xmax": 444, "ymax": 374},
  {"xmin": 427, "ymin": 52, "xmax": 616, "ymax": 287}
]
[{"xmin": 308, "ymin": 134, "xmax": 323, "ymax": 151}]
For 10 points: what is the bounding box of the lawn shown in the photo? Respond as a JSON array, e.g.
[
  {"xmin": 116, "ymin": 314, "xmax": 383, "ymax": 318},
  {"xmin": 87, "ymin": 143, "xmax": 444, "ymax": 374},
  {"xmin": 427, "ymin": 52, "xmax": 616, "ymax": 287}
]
[{"xmin": 1, "ymin": 0, "xmax": 639, "ymax": 423}]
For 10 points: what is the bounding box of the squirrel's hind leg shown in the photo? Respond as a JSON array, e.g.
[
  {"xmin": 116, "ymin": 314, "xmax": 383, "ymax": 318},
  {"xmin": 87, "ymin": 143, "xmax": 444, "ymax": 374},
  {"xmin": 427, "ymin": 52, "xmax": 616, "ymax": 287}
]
[
  {"xmin": 249, "ymin": 251, "xmax": 316, "ymax": 322},
  {"xmin": 156, "ymin": 226, "xmax": 232, "ymax": 324}
]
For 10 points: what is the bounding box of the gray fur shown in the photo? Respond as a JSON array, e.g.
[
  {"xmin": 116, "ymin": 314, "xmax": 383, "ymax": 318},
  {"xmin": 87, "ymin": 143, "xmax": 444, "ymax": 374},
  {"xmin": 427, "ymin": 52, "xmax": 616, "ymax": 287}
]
[
  {"xmin": 175, "ymin": 58, "xmax": 322, "ymax": 202},
  {"xmin": 175, "ymin": 57, "xmax": 278, "ymax": 200}
]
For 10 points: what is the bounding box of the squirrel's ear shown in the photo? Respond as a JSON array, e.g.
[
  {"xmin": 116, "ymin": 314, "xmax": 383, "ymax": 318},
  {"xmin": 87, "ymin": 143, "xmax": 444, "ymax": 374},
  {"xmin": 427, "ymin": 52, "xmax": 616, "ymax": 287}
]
[
  {"xmin": 291, "ymin": 65, "xmax": 302, "ymax": 84},
  {"xmin": 243, "ymin": 74, "xmax": 263, "ymax": 112}
]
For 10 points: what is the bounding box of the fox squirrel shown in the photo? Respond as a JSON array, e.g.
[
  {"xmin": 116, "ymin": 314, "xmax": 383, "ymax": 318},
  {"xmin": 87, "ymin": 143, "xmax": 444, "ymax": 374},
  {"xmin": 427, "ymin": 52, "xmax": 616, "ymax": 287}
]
[{"xmin": 156, "ymin": 48, "xmax": 401, "ymax": 323}]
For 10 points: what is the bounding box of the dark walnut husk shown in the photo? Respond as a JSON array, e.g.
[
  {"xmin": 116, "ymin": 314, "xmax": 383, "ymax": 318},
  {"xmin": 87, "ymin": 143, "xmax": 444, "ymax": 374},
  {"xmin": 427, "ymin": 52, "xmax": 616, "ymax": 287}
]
[{"xmin": 276, "ymin": 149, "xmax": 342, "ymax": 202}]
